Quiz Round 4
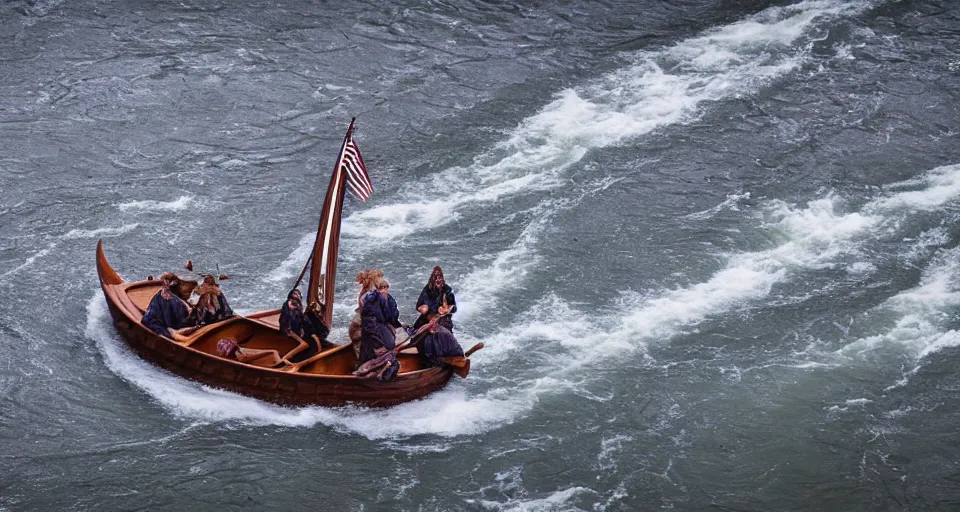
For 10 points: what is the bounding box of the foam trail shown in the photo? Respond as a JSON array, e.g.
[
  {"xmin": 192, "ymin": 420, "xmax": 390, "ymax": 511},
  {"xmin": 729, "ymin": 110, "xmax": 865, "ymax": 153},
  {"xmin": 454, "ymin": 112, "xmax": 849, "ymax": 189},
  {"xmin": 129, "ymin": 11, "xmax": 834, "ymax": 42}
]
[
  {"xmin": 62, "ymin": 223, "xmax": 139, "ymax": 240},
  {"xmin": 341, "ymin": 0, "xmax": 867, "ymax": 243},
  {"xmin": 872, "ymin": 165, "xmax": 960, "ymax": 212},
  {"xmin": 118, "ymin": 195, "xmax": 193, "ymax": 212},
  {"xmin": 474, "ymin": 487, "xmax": 594, "ymax": 512},
  {"xmin": 85, "ymin": 294, "xmax": 531, "ymax": 437},
  {"xmin": 685, "ymin": 192, "xmax": 751, "ymax": 220},
  {"xmin": 838, "ymin": 248, "xmax": 960, "ymax": 361}
]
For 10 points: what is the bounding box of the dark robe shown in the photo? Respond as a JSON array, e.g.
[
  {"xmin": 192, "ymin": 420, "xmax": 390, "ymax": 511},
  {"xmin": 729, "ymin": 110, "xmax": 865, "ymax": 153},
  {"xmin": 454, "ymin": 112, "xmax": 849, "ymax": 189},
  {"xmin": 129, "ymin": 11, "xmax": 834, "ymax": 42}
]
[
  {"xmin": 412, "ymin": 284, "xmax": 456, "ymax": 331},
  {"xmin": 358, "ymin": 290, "xmax": 401, "ymax": 364},
  {"xmin": 141, "ymin": 291, "xmax": 190, "ymax": 336},
  {"xmin": 421, "ymin": 326, "xmax": 464, "ymax": 365},
  {"xmin": 279, "ymin": 298, "xmax": 330, "ymax": 362},
  {"xmin": 279, "ymin": 301, "xmax": 309, "ymax": 338},
  {"xmin": 218, "ymin": 294, "xmax": 234, "ymax": 318}
]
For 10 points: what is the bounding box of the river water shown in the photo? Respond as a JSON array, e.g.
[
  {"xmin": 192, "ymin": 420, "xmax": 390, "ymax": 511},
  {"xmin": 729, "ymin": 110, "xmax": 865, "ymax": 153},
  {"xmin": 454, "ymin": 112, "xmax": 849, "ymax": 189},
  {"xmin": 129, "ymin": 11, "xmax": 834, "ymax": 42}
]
[{"xmin": 2, "ymin": 0, "xmax": 960, "ymax": 510}]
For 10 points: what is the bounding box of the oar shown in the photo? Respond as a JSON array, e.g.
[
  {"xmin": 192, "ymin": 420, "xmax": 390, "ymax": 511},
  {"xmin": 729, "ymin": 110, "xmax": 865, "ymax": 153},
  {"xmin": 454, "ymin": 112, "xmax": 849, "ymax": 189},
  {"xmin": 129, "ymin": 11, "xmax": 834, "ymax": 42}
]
[{"xmin": 435, "ymin": 342, "xmax": 484, "ymax": 378}]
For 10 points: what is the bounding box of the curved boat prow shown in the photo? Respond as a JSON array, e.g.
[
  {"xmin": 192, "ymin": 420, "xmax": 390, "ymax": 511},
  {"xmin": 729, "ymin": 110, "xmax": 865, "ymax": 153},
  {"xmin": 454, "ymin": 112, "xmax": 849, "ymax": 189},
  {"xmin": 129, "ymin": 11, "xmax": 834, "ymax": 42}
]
[{"xmin": 96, "ymin": 240, "xmax": 125, "ymax": 286}]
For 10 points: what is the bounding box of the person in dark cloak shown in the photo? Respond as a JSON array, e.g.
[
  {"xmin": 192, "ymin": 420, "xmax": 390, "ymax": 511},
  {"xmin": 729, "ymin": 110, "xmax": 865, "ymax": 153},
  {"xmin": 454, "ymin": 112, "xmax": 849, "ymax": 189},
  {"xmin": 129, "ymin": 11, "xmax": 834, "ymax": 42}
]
[
  {"xmin": 358, "ymin": 278, "xmax": 402, "ymax": 365},
  {"xmin": 141, "ymin": 272, "xmax": 191, "ymax": 337},
  {"xmin": 186, "ymin": 274, "xmax": 234, "ymax": 327},
  {"xmin": 420, "ymin": 322, "xmax": 464, "ymax": 367},
  {"xmin": 279, "ymin": 288, "xmax": 330, "ymax": 361},
  {"xmin": 412, "ymin": 266, "xmax": 457, "ymax": 332}
]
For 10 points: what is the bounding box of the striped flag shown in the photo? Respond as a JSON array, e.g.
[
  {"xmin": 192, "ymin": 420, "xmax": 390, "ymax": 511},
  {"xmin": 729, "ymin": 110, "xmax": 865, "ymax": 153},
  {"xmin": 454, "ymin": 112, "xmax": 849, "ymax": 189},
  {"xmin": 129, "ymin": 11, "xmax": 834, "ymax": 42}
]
[{"xmin": 342, "ymin": 137, "xmax": 374, "ymax": 201}]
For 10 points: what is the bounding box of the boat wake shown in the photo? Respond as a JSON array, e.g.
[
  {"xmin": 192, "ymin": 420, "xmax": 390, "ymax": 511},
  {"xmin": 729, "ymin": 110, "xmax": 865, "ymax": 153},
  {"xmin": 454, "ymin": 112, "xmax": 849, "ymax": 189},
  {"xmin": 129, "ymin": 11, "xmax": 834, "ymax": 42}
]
[{"xmin": 87, "ymin": 166, "xmax": 960, "ymax": 443}]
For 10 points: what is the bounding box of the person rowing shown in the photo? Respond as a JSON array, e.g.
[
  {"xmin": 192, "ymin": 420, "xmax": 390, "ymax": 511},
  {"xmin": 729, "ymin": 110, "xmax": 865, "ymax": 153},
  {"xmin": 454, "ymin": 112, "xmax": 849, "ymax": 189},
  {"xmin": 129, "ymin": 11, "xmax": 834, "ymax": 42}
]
[{"xmin": 412, "ymin": 266, "xmax": 456, "ymax": 332}]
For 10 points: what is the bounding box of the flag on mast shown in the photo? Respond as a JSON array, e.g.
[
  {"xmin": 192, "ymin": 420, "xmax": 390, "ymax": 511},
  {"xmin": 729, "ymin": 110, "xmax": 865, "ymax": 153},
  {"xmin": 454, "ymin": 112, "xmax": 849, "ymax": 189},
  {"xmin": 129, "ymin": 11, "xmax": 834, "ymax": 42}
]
[{"xmin": 342, "ymin": 136, "xmax": 374, "ymax": 201}]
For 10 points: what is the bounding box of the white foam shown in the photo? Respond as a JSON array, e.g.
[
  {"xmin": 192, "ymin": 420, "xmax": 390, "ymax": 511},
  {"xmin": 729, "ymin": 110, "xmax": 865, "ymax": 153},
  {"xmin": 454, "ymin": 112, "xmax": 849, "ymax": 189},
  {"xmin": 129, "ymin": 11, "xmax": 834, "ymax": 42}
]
[
  {"xmin": 685, "ymin": 192, "xmax": 751, "ymax": 220},
  {"xmin": 474, "ymin": 487, "xmax": 594, "ymax": 512},
  {"xmin": 117, "ymin": 195, "xmax": 193, "ymax": 212},
  {"xmin": 904, "ymin": 227, "xmax": 950, "ymax": 262},
  {"xmin": 456, "ymin": 201, "xmax": 556, "ymax": 323},
  {"xmin": 872, "ymin": 164, "xmax": 960, "ymax": 212},
  {"xmin": 838, "ymin": 247, "xmax": 960, "ymax": 361},
  {"xmin": 642, "ymin": 166, "xmax": 960, "ymax": 357},
  {"xmin": 598, "ymin": 435, "xmax": 633, "ymax": 472},
  {"xmin": 340, "ymin": 199, "xmax": 458, "ymax": 240},
  {"xmin": 62, "ymin": 223, "xmax": 139, "ymax": 239}
]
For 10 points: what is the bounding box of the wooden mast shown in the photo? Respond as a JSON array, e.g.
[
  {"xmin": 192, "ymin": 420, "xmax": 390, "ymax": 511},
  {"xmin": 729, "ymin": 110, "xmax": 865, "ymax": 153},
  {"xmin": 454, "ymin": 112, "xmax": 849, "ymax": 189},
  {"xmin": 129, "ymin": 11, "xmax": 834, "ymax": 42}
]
[{"xmin": 301, "ymin": 118, "xmax": 355, "ymax": 328}]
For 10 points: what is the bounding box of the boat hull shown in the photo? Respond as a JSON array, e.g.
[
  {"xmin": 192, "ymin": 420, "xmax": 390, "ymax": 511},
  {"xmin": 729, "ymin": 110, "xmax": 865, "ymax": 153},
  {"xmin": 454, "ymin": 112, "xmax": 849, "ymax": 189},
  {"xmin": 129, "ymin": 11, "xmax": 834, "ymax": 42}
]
[{"xmin": 96, "ymin": 241, "xmax": 455, "ymax": 408}]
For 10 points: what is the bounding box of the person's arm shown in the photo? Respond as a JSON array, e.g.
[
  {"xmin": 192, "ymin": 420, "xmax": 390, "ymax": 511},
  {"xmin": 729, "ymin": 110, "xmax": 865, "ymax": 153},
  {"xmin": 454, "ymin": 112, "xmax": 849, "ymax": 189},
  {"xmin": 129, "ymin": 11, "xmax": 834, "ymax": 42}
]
[
  {"xmin": 387, "ymin": 295, "xmax": 402, "ymax": 328},
  {"xmin": 446, "ymin": 291, "xmax": 457, "ymax": 315},
  {"xmin": 416, "ymin": 288, "xmax": 431, "ymax": 314}
]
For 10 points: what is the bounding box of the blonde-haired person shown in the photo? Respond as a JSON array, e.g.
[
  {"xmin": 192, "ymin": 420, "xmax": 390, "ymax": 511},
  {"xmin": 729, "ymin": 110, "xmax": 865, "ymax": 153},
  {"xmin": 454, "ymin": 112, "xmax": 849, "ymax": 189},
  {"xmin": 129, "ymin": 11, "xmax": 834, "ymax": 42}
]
[
  {"xmin": 357, "ymin": 277, "xmax": 402, "ymax": 367},
  {"xmin": 354, "ymin": 269, "xmax": 383, "ymax": 310}
]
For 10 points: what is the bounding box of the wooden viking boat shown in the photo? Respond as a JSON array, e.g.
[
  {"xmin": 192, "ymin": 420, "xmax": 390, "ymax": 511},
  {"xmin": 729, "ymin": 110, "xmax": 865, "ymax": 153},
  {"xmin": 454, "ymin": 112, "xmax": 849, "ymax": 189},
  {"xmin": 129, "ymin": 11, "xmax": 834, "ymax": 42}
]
[{"xmin": 95, "ymin": 119, "xmax": 475, "ymax": 407}]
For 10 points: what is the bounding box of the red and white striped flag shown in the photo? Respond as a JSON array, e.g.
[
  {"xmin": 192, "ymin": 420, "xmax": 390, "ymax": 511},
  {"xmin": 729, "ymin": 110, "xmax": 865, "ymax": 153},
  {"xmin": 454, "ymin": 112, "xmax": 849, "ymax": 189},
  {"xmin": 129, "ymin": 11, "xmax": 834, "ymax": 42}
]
[{"xmin": 342, "ymin": 137, "xmax": 374, "ymax": 201}]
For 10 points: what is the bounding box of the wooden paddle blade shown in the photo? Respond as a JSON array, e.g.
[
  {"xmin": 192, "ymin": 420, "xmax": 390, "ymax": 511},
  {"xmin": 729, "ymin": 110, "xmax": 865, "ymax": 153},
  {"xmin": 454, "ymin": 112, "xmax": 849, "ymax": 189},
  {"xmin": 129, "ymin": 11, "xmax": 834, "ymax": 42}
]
[
  {"xmin": 437, "ymin": 356, "xmax": 468, "ymax": 368},
  {"xmin": 437, "ymin": 356, "xmax": 471, "ymax": 377},
  {"xmin": 454, "ymin": 359, "xmax": 470, "ymax": 378},
  {"xmin": 464, "ymin": 343, "xmax": 484, "ymax": 358}
]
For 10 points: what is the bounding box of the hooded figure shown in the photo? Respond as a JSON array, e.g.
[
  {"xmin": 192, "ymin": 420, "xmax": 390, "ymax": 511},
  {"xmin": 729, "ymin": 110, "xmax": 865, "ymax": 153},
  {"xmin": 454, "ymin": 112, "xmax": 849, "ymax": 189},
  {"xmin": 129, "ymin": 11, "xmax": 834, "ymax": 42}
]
[
  {"xmin": 279, "ymin": 288, "xmax": 308, "ymax": 338},
  {"xmin": 412, "ymin": 266, "xmax": 456, "ymax": 331},
  {"xmin": 187, "ymin": 275, "xmax": 234, "ymax": 327},
  {"xmin": 141, "ymin": 272, "xmax": 191, "ymax": 337},
  {"xmin": 279, "ymin": 288, "xmax": 330, "ymax": 360}
]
